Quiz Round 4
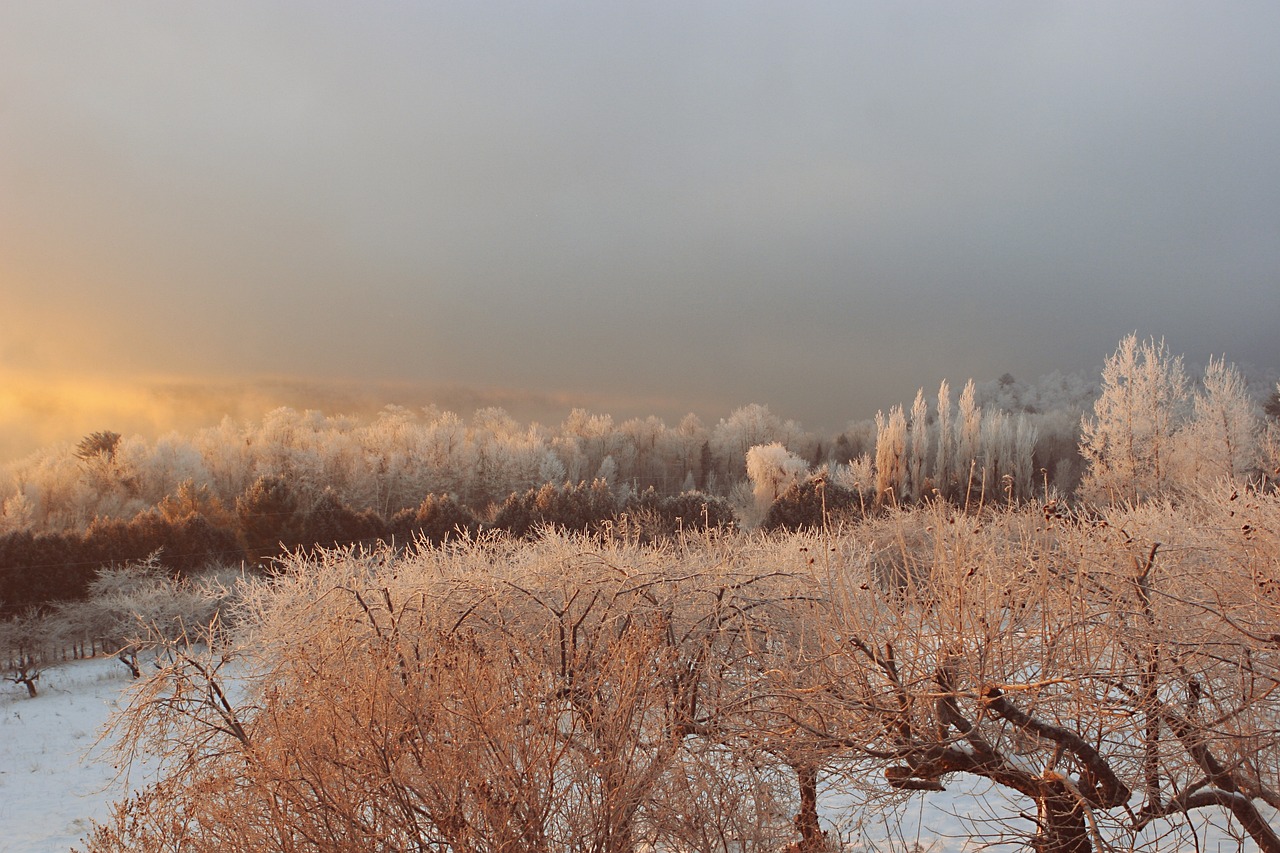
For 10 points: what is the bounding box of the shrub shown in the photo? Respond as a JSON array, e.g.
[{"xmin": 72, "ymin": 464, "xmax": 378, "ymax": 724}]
[
  {"xmin": 760, "ymin": 475, "xmax": 861, "ymax": 532},
  {"xmin": 493, "ymin": 481, "xmax": 616, "ymax": 538},
  {"xmin": 621, "ymin": 489, "xmax": 737, "ymax": 541}
]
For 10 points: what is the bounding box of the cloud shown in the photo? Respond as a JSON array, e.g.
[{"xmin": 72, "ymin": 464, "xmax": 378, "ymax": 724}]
[{"xmin": 1, "ymin": 2, "xmax": 1277, "ymax": 453}]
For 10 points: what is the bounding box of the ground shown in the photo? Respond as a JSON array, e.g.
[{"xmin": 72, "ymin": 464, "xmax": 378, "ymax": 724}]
[
  {"xmin": 0, "ymin": 657, "xmax": 1270, "ymax": 852},
  {"xmin": 0, "ymin": 656, "xmax": 144, "ymax": 853}
]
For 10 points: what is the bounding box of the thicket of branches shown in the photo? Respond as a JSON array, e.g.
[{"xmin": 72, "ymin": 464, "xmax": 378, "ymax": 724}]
[{"xmin": 76, "ymin": 484, "xmax": 1280, "ymax": 853}]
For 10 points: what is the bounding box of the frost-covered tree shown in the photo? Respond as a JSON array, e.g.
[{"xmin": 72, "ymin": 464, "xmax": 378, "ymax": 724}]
[
  {"xmin": 71, "ymin": 429, "xmax": 145, "ymax": 521},
  {"xmin": 980, "ymin": 410, "xmax": 1012, "ymax": 501},
  {"xmin": 561, "ymin": 409, "xmax": 618, "ymax": 485},
  {"xmin": 1263, "ymin": 383, "xmax": 1280, "ymax": 488},
  {"xmin": 1181, "ymin": 356, "xmax": 1261, "ymax": 485},
  {"xmin": 713, "ymin": 409, "xmax": 810, "ymax": 467},
  {"xmin": 618, "ymin": 416, "xmax": 668, "ymax": 491},
  {"xmin": 0, "ymin": 490, "xmax": 35, "ymax": 534},
  {"xmin": 712, "ymin": 404, "xmax": 785, "ymax": 485},
  {"xmin": 67, "ymin": 555, "xmax": 234, "ymax": 678},
  {"xmin": 192, "ymin": 417, "xmax": 256, "ymax": 504},
  {"xmin": 933, "ymin": 381, "xmax": 952, "ymax": 499},
  {"xmin": 594, "ymin": 454, "xmax": 618, "ymax": 486},
  {"xmin": 873, "ymin": 406, "xmax": 907, "ymax": 505},
  {"xmin": 673, "ymin": 413, "xmax": 709, "ymax": 486},
  {"xmin": 906, "ymin": 389, "xmax": 930, "ymax": 502},
  {"xmin": 236, "ymin": 474, "xmax": 304, "ymax": 561},
  {"xmin": 80, "ymin": 496, "xmax": 1280, "ymax": 853},
  {"xmin": 1080, "ymin": 334, "xmax": 1191, "ymax": 505},
  {"xmin": 0, "ymin": 607, "xmax": 52, "ymax": 697},
  {"xmin": 744, "ymin": 443, "xmax": 809, "ymax": 524},
  {"xmin": 1013, "ymin": 413, "xmax": 1039, "ymax": 501},
  {"xmin": 117, "ymin": 433, "xmax": 211, "ymax": 507},
  {"xmin": 831, "ymin": 454, "xmax": 874, "ymax": 505},
  {"xmin": 420, "ymin": 410, "xmax": 476, "ymax": 497},
  {"xmin": 468, "ymin": 409, "xmax": 550, "ymax": 507},
  {"xmin": 954, "ymin": 379, "xmax": 981, "ymax": 499}
]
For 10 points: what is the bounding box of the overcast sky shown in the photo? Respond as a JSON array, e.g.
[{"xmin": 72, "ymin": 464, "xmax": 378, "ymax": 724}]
[{"xmin": 2, "ymin": 2, "xmax": 1278, "ymax": 457}]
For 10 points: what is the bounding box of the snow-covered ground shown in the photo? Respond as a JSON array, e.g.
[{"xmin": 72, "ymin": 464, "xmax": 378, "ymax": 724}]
[
  {"xmin": 0, "ymin": 656, "xmax": 142, "ymax": 853},
  {"xmin": 1, "ymin": 657, "xmax": 1271, "ymax": 852},
  {"xmin": 0, "ymin": 658, "xmax": 997, "ymax": 853}
]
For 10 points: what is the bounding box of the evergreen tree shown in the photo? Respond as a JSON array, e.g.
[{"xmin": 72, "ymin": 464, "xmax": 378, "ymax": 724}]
[{"xmin": 236, "ymin": 475, "xmax": 304, "ymax": 561}]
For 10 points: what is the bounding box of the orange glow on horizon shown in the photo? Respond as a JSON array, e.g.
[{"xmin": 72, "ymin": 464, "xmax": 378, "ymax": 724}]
[{"xmin": 0, "ymin": 369, "xmax": 707, "ymax": 464}]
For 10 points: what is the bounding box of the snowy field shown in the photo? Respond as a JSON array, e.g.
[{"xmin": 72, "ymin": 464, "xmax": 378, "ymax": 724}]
[
  {"xmin": 1, "ymin": 657, "xmax": 1270, "ymax": 853},
  {"xmin": 0, "ymin": 656, "xmax": 998, "ymax": 853},
  {"xmin": 0, "ymin": 657, "xmax": 144, "ymax": 853}
]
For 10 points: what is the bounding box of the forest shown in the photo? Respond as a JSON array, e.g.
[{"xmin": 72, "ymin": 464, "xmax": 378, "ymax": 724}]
[
  {"xmin": 2, "ymin": 334, "xmax": 1275, "ymax": 612},
  {"xmin": 3, "ymin": 333, "xmax": 1280, "ymax": 852}
]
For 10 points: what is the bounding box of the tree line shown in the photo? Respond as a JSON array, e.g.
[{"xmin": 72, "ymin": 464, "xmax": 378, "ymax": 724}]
[
  {"xmin": 1, "ymin": 333, "xmax": 1277, "ymax": 612},
  {"xmin": 0, "ymin": 477, "xmax": 736, "ymax": 612}
]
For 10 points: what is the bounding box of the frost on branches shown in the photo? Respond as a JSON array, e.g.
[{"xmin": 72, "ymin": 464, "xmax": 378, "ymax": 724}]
[{"xmin": 80, "ymin": 486, "xmax": 1280, "ymax": 853}]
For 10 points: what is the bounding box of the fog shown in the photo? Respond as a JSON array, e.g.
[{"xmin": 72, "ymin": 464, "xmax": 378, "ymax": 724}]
[{"xmin": 2, "ymin": 2, "xmax": 1278, "ymax": 460}]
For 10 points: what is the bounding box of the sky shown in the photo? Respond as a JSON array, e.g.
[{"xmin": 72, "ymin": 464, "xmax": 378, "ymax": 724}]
[{"xmin": 2, "ymin": 2, "xmax": 1279, "ymax": 460}]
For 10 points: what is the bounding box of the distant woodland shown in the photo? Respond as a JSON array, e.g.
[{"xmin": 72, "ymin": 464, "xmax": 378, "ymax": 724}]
[{"xmin": 1, "ymin": 333, "xmax": 1276, "ymax": 610}]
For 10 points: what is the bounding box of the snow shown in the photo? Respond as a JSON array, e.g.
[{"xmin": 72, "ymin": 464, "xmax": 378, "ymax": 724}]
[
  {"xmin": 2, "ymin": 657, "xmax": 1274, "ymax": 853},
  {"xmin": 0, "ymin": 657, "xmax": 142, "ymax": 853},
  {"xmin": 0, "ymin": 658, "xmax": 1007, "ymax": 853}
]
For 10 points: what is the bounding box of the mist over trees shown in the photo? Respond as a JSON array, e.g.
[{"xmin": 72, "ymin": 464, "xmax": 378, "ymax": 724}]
[{"xmin": 1, "ymin": 335, "xmax": 1275, "ymax": 613}]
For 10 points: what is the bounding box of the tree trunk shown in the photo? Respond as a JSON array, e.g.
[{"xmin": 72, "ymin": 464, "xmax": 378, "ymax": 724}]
[
  {"xmin": 1033, "ymin": 787, "xmax": 1091, "ymax": 853},
  {"xmin": 119, "ymin": 651, "xmax": 141, "ymax": 679},
  {"xmin": 17, "ymin": 673, "xmax": 39, "ymax": 698},
  {"xmin": 793, "ymin": 763, "xmax": 827, "ymax": 852}
]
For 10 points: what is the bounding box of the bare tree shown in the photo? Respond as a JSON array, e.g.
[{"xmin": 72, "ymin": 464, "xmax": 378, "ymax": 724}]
[
  {"xmin": 81, "ymin": 535, "xmax": 808, "ymax": 853},
  {"xmin": 792, "ymin": 494, "xmax": 1280, "ymax": 853},
  {"xmin": 0, "ymin": 607, "xmax": 51, "ymax": 697}
]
